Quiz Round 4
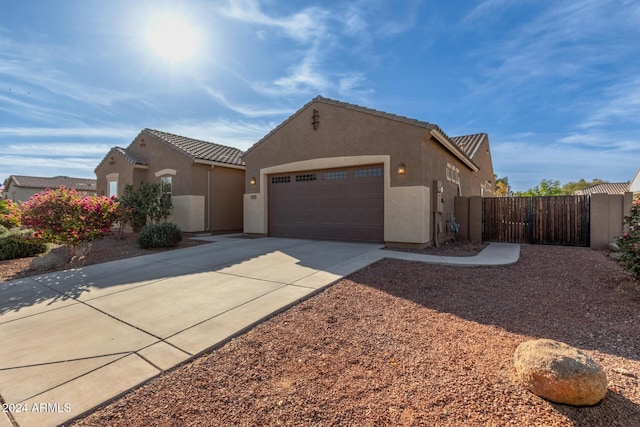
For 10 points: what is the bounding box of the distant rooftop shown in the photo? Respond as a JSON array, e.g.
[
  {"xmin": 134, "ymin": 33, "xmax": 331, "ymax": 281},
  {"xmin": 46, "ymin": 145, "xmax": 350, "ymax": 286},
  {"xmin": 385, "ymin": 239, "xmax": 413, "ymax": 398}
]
[
  {"xmin": 5, "ymin": 175, "xmax": 97, "ymax": 191},
  {"xmin": 575, "ymin": 182, "xmax": 630, "ymax": 195}
]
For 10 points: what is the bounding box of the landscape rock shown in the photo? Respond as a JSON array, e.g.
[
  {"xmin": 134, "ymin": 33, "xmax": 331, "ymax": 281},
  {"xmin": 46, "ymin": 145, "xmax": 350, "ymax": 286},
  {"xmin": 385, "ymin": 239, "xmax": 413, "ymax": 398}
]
[
  {"xmin": 608, "ymin": 242, "xmax": 620, "ymax": 252},
  {"xmin": 514, "ymin": 339, "xmax": 607, "ymax": 406},
  {"xmin": 30, "ymin": 245, "xmax": 72, "ymax": 271}
]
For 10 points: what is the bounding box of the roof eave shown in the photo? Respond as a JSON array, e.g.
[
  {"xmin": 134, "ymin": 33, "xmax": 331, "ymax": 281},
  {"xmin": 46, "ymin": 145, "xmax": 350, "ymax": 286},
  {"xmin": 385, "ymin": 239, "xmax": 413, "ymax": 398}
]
[
  {"xmin": 430, "ymin": 129, "xmax": 479, "ymax": 172},
  {"xmin": 193, "ymin": 159, "xmax": 246, "ymax": 170}
]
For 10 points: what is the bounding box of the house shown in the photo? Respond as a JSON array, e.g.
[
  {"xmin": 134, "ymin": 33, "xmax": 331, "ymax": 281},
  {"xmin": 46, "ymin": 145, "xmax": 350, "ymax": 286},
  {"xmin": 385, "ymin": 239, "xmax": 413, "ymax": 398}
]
[
  {"xmin": 630, "ymin": 167, "xmax": 640, "ymax": 198},
  {"xmin": 242, "ymin": 96, "xmax": 495, "ymax": 248},
  {"xmin": 2, "ymin": 175, "xmax": 97, "ymax": 202},
  {"xmin": 95, "ymin": 129, "xmax": 245, "ymax": 233},
  {"xmin": 575, "ymin": 182, "xmax": 631, "ymax": 196}
]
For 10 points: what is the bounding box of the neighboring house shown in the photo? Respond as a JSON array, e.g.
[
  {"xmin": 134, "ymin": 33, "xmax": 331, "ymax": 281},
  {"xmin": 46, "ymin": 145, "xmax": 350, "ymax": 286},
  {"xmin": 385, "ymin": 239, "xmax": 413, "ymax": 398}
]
[
  {"xmin": 2, "ymin": 175, "xmax": 96, "ymax": 202},
  {"xmin": 242, "ymin": 96, "xmax": 495, "ymax": 248},
  {"xmin": 575, "ymin": 182, "xmax": 631, "ymax": 196},
  {"xmin": 95, "ymin": 128, "xmax": 245, "ymax": 233}
]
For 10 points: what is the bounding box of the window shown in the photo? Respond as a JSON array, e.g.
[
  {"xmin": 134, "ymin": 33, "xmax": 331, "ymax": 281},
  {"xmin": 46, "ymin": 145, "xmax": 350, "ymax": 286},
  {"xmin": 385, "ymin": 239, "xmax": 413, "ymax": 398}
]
[
  {"xmin": 323, "ymin": 171, "xmax": 347, "ymax": 180},
  {"xmin": 295, "ymin": 173, "xmax": 317, "ymax": 182},
  {"xmin": 354, "ymin": 167, "xmax": 383, "ymax": 178},
  {"xmin": 446, "ymin": 163, "xmax": 460, "ymax": 184},
  {"xmin": 161, "ymin": 176, "xmax": 172, "ymax": 200},
  {"xmin": 271, "ymin": 176, "xmax": 291, "ymax": 184},
  {"xmin": 108, "ymin": 180, "xmax": 118, "ymax": 198}
]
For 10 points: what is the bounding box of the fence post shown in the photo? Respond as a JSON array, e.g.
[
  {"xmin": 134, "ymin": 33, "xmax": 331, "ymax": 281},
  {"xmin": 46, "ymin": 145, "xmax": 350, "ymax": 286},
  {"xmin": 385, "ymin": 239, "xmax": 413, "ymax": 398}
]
[
  {"xmin": 590, "ymin": 193, "xmax": 632, "ymax": 250},
  {"xmin": 469, "ymin": 196, "xmax": 483, "ymax": 242},
  {"xmin": 454, "ymin": 196, "xmax": 470, "ymax": 241}
]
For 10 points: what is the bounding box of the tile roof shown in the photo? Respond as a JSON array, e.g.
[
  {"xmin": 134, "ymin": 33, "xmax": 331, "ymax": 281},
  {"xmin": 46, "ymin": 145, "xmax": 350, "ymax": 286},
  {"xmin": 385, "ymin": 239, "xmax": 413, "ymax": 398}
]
[
  {"xmin": 575, "ymin": 182, "xmax": 630, "ymax": 195},
  {"xmin": 7, "ymin": 175, "xmax": 96, "ymax": 191},
  {"xmin": 244, "ymin": 96, "xmax": 484, "ymax": 169},
  {"xmin": 450, "ymin": 133, "xmax": 487, "ymax": 160},
  {"xmin": 143, "ymin": 129, "xmax": 245, "ymax": 166},
  {"xmin": 113, "ymin": 146, "xmax": 148, "ymax": 166}
]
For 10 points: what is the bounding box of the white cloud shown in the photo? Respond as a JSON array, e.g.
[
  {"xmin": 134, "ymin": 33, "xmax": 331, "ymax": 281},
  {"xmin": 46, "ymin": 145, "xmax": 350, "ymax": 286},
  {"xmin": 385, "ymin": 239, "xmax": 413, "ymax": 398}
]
[
  {"xmin": 0, "ymin": 155, "xmax": 99, "ymax": 179},
  {"xmin": 203, "ymin": 88, "xmax": 292, "ymax": 117},
  {"xmin": 221, "ymin": 0, "xmax": 328, "ymax": 42},
  {"xmin": 578, "ymin": 77, "xmax": 640, "ymax": 130},
  {"xmin": 462, "ymin": 0, "xmax": 519, "ymax": 24},
  {"xmin": 161, "ymin": 118, "xmax": 277, "ymax": 150},
  {"xmin": 4, "ymin": 143, "xmax": 113, "ymax": 156},
  {"xmin": 0, "ymin": 126, "xmax": 136, "ymax": 139}
]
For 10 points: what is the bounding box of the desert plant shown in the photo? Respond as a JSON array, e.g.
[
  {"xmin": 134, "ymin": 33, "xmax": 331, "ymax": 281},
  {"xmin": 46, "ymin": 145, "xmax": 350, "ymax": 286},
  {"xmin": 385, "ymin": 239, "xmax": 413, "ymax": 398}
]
[
  {"xmin": 20, "ymin": 186, "xmax": 120, "ymax": 252},
  {"xmin": 0, "ymin": 199, "xmax": 21, "ymax": 228},
  {"xmin": 0, "ymin": 228, "xmax": 48, "ymax": 261},
  {"xmin": 617, "ymin": 199, "xmax": 640, "ymax": 279},
  {"xmin": 137, "ymin": 222, "xmax": 182, "ymax": 249},
  {"xmin": 118, "ymin": 182, "xmax": 173, "ymax": 231}
]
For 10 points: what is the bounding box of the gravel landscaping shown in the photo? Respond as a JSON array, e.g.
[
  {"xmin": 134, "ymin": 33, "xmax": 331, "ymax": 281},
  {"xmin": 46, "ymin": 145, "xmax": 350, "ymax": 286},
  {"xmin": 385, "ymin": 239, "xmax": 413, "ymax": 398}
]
[{"xmin": 58, "ymin": 243, "xmax": 640, "ymax": 426}]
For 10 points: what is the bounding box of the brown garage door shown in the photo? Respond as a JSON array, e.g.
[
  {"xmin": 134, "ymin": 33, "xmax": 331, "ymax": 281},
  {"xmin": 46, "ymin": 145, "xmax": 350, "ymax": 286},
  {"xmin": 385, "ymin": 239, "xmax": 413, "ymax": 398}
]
[{"xmin": 268, "ymin": 165, "xmax": 384, "ymax": 243}]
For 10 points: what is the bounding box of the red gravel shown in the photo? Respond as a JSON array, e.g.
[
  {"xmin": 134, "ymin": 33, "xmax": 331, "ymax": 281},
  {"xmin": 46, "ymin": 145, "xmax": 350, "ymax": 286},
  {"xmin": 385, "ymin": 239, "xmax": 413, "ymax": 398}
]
[{"xmin": 68, "ymin": 245, "xmax": 640, "ymax": 427}]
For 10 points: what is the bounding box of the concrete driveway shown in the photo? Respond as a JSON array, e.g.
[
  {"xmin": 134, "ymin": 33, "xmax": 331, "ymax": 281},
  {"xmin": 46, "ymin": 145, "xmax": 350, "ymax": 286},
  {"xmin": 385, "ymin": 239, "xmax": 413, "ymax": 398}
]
[{"xmin": 0, "ymin": 235, "xmax": 519, "ymax": 427}]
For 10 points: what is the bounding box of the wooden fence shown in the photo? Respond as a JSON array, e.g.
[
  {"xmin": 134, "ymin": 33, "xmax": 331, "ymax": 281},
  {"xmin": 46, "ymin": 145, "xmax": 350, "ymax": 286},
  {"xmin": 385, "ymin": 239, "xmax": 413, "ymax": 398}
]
[{"xmin": 482, "ymin": 196, "xmax": 590, "ymax": 246}]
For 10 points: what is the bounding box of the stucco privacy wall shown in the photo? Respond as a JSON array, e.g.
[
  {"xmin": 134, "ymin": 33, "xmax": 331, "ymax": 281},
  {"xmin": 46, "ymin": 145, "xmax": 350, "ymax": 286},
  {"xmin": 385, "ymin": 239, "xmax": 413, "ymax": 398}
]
[
  {"xmin": 243, "ymin": 155, "xmax": 432, "ymax": 244},
  {"xmin": 590, "ymin": 192, "xmax": 633, "ymax": 250},
  {"xmin": 170, "ymin": 195, "xmax": 205, "ymax": 232}
]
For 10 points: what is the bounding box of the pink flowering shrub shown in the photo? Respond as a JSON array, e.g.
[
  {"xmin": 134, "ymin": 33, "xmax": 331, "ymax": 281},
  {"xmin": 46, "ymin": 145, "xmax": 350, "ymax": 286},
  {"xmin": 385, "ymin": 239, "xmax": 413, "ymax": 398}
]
[
  {"xmin": 0, "ymin": 199, "xmax": 21, "ymax": 228},
  {"xmin": 21, "ymin": 186, "xmax": 120, "ymax": 248},
  {"xmin": 617, "ymin": 199, "xmax": 640, "ymax": 279}
]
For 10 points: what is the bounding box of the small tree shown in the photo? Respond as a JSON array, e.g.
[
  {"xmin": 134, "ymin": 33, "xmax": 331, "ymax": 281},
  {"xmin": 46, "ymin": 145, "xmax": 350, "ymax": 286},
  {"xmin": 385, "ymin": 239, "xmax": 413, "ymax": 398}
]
[
  {"xmin": 617, "ymin": 199, "xmax": 640, "ymax": 279},
  {"xmin": 21, "ymin": 186, "xmax": 120, "ymax": 253},
  {"xmin": 118, "ymin": 182, "xmax": 173, "ymax": 231}
]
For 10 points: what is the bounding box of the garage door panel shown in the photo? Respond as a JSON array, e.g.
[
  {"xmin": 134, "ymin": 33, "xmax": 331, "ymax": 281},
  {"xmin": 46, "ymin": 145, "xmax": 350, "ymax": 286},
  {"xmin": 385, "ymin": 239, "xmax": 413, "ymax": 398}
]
[{"xmin": 268, "ymin": 165, "xmax": 384, "ymax": 243}]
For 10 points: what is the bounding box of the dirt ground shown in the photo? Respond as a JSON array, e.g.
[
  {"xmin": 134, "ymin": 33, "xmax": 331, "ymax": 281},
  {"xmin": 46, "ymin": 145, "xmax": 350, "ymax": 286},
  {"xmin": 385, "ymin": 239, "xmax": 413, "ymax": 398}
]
[
  {"xmin": 0, "ymin": 232, "xmax": 209, "ymax": 282},
  {"xmin": 54, "ymin": 243, "xmax": 640, "ymax": 426}
]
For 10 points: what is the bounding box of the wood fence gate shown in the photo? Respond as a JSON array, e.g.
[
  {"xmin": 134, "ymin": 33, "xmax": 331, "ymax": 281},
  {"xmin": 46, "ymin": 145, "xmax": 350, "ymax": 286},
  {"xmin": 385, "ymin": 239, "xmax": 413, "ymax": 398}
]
[{"xmin": 482, "ymin": 196, "xmax": 590, "ymax": 246}]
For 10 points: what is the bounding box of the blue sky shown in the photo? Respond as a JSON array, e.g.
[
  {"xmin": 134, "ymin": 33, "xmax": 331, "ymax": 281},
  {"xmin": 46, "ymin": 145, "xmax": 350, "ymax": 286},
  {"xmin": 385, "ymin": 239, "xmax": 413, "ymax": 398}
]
[{"xmin": 1, "ymin": 0, "xmax": 639, "ymax": 191}]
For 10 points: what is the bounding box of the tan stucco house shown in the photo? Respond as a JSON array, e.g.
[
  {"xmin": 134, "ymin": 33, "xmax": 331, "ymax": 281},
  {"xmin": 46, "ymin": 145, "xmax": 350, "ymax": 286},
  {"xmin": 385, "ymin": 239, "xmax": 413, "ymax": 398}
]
[
  {"xmin": 630, "ymin": 167, "xmax": 640, "ymax": 199},
  {"xmin": 95, "ymin": 128, "xmax": 245, "ymax": 233},
  {"xmin": 2, "ymin": 175, "xmax": 96, "ymax": 202},
  {"xmin": 242, "ymin": 96, "xmax": 495, "ymax": 248}
]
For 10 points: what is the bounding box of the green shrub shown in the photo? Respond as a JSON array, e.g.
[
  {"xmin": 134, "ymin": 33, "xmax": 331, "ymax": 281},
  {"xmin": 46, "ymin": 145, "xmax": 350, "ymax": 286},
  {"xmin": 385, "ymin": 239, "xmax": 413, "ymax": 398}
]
[
  {"xmin": 0, "ymin": 224, "xmax": 8, "ymax": 236},
  {"xmin": 118, "ymin": 182, "xmax": 173, "ymax": 232},
  {"xmin": 137, "ymin": 222, "xmax": 182, "ymax": 249},
  {"xmin": 0, "ymin": 229, "xmax": 48, "ymax": 261},
  {"xmin": 0, "ymin": 199, "xmax": 21, "ymax": 228},
  {"xmin": 617, "ymin": 199, "xmax": 640, "ymax": 279}
]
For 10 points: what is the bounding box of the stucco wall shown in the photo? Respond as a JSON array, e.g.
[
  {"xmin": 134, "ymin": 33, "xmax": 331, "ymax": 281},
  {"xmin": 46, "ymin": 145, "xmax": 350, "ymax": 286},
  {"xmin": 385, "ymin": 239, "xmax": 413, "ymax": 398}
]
[
  {"xmin": 210, "ymin": 166, "xmax": 244, "ymax": 231},
  {"xmin": 244, "ymin": 102, "xmax": 430, "ymax": 194},
  {"xmin": 170, "ymin": 195, "xmax": 205, "ymax": 232}
]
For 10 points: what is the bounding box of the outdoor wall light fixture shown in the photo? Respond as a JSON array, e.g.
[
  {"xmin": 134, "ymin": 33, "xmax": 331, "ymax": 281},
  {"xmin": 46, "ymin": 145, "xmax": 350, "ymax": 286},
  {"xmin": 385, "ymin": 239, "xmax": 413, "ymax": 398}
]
[
  {"xmin": 398, "ymin": 163, "xmax": 406, "ymax": 175},
  {"xmin": 250, "ymin": 177, "xmax": 256, "ymax": 185}
]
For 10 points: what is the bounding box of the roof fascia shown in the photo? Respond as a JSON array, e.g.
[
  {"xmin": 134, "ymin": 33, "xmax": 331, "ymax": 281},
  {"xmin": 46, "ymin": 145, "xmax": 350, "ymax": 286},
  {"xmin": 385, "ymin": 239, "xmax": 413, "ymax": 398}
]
[
  {"xmin": 194, "ymin": 159, "xmax": 246, "ymax": 170},
  {"xmin": 430, "ymin": 129, "xmax": 478, "ymax": 172}
]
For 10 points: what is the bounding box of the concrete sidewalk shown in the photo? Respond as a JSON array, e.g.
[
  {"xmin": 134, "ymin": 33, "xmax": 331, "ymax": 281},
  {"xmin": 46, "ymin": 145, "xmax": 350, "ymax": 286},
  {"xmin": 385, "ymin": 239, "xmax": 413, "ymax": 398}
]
[{"xmin": 0, "ymin": 236, "xmax": 519, "ymax": 427}]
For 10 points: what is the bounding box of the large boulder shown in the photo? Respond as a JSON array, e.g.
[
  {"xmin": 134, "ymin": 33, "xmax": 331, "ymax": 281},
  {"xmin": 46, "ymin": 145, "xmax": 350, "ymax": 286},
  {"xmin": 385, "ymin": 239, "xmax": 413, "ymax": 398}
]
[
  {"xmin": 514, "ymin": 339, "xmax": 607, "ymax": 406},
  {"xmin": 30, "ymin": 245, "xmax": 72, "ymax": 271}
]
